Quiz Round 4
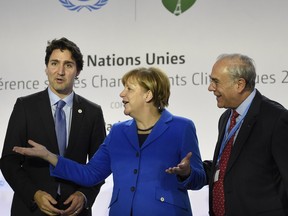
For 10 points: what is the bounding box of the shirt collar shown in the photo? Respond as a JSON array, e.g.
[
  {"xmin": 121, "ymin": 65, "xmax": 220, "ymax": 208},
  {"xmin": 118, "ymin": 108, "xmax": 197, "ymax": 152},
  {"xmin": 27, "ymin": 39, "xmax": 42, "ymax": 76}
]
[
  {"xmin": 47, "ymin": 87, "xmax": 74, "ymax": 107},
  {"xmin": 236, "ymin": 88, "xmax": 256, "ymax": 116}
]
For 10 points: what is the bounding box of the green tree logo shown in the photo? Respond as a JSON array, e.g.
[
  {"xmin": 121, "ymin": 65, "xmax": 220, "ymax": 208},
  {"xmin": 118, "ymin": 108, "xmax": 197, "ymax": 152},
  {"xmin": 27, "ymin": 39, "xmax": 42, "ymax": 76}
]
[{"xmin": 162, "ymin": 0, "xmax": 197, "ymax": 16}]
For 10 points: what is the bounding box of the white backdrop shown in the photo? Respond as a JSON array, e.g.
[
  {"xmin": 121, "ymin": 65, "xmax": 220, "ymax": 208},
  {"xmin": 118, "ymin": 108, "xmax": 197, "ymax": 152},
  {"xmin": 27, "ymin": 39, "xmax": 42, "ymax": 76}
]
[{"xmin": 0, "ymin": 0, "xmax": 287, "ymax": 215}]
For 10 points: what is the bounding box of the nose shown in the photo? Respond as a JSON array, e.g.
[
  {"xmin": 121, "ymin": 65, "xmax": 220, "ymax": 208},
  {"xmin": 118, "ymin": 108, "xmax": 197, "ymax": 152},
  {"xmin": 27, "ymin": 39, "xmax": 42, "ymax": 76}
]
[
  {"xmin": 208, "ymin": 82, "xmax": 215, "ymax": 92},
  {"xmin": 58, "ymin": 64, "xmax": 65, "ymax": 75},
  {"xmin": 119, "ymin": 89, "xmax": 125, "ymax": 98}
]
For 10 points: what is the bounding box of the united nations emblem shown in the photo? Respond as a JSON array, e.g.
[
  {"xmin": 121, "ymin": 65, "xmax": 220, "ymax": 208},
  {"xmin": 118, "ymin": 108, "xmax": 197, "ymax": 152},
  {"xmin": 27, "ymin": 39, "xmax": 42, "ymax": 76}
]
[
  {"xmin": 162, "ymin": 0, "xmax": 196, "ymax": 16},
  {"xmin": 59, "ymin": 0, "xmax": 108, "ymax": 12}
]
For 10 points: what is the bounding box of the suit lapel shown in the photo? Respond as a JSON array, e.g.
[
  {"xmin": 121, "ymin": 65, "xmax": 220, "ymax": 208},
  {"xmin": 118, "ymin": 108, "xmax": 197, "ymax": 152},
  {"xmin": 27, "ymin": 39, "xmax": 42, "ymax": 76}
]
[
  {"xmin": 37, "ymin": 89, "xmax": 59, "ymax": 153},
  {"xmin": 213, "ymin": 110, "xmax": 230, "ymax": 167},
  {"xmin": 123, "ymin": 110, "xmax": 171, "ymax": 150},
  {"xmin": 123, "ymin": 120, "xmax": 140, "ymax": 150},
  {"xmin": 141, "ymin": 110, "xmax": 171, "ymax": 149},
  {"xmin": 226, "ymin": 91, "xmax": 262, "ymax": 173},
  {"xmin": 67, "ymin": 94, "xmax": 84, "ymax": 152},
  {"xmin": 142, "ymin": 121, "xmax": 168, "ymax": 149}
]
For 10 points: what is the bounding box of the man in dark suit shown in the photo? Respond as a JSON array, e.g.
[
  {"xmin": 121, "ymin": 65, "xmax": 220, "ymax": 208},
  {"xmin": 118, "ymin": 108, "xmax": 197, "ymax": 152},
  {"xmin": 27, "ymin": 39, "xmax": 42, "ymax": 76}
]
[
  {"xmin": 1, "ymin": 38, "xmax": 106, "ymax": 216},
  {"xmin": 203, "ymin": 53, "xmax": 288, "ymax": 216}
]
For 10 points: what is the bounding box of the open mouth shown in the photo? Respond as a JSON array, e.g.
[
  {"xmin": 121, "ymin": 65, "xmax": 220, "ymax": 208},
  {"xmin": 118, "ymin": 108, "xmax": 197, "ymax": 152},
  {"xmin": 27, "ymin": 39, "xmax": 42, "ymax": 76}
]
[
  {"xmin": 122, "ymin": 101, "xmax": 129, "ymax": 107},
  {"xmin": 56, "ymin": 77, "xmax": 65, "ymax": 83}
]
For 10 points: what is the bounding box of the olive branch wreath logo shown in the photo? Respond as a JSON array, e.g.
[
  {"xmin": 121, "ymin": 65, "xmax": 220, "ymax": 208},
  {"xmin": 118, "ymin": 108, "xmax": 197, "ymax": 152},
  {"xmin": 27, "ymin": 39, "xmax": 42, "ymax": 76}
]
[{"xmin": 59, "ymin": 0, "xmax": 108, "ymax": 12}]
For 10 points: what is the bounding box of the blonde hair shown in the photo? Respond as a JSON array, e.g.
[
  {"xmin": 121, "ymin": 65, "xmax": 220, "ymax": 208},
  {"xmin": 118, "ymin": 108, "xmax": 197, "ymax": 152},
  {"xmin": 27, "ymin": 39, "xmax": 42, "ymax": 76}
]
[{"xmin": 122, "ymin": 67, "xmax": 170, "ymax": 111}]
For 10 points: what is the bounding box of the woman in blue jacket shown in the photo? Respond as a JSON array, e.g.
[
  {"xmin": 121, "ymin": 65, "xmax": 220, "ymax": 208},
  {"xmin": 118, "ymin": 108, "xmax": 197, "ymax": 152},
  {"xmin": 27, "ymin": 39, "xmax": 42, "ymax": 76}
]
[{"xmin": 14, "ymin": 67, "xmax": 206, "ymax": 216}]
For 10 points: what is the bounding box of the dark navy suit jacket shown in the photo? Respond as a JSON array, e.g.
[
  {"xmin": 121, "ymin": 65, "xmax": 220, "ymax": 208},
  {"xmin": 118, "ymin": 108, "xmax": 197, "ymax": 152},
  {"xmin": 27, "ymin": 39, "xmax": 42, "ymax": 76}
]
[
  {"xmin": 1, "ymin": 89, "xmax": 106, "ymax": 216},
  {"xmin": 204, "ymin": 90, "xmax": 288, "ymax": 216}
]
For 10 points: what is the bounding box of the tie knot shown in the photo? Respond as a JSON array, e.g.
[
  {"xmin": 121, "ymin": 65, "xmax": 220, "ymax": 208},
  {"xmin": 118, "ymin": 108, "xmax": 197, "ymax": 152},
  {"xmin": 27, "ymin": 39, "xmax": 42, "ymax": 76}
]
[
  {"xmin": 232, "ymin": 110, "xmax": 239, "ymax": 119},
  {"xmin": 231, "ymin": 110, "xmax": 239, "ymax": 122},
  {"xmin": 57, "ymin": 100, "xmax": 66, "ymax": 109}
]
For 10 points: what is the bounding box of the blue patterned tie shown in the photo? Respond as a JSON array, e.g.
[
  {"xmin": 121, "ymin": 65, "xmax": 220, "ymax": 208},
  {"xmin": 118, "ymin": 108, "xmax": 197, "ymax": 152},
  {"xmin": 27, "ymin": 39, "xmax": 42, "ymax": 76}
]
[{"xmin": 55, "ymin": 100, "xmax": 66, "ymax": 156}]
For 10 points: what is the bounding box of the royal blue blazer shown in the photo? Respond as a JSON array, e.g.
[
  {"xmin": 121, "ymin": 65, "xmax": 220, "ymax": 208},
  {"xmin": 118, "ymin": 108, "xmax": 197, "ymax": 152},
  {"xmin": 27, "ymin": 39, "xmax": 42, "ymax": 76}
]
[{"xmin": 51, "ymin": 109, "xmax": 206, "ymax": 216}]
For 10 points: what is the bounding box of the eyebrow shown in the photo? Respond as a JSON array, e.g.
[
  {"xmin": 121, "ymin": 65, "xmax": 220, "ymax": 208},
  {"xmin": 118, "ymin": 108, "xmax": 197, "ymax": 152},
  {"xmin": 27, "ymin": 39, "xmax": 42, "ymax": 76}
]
[
  {"xmin": 209, "ymin": 76, "xmax": 218, "ymax": 81},
  {"xmin": 50, "ymin": 59, "xmax": 75, "ymax": 65}
]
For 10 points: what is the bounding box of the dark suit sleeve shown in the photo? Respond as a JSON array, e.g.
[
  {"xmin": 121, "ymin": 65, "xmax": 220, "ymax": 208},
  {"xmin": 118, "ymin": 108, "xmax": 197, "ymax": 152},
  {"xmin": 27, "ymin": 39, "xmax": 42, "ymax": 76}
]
[
  {"xmin": 272, "ymin": 110, "xmax": 288, "ymax": 197},
  {"xmin": 203, "ymin": 160, "xmax": 213, "ymax": 184},
  {"xmin": 1, "ymin": 98, "xmax": 39, "ymax": 210},
  {"xmin": 202, "ymin": 111, "xmax": 229, "ymax": 186}
]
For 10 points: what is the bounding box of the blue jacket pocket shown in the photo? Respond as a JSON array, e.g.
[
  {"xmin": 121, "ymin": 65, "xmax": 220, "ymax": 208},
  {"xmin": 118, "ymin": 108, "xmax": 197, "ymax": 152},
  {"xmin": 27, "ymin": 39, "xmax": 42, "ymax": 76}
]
[{"xmin": 155, "ymin": 188, "xmax": 189, "ymax": 211}]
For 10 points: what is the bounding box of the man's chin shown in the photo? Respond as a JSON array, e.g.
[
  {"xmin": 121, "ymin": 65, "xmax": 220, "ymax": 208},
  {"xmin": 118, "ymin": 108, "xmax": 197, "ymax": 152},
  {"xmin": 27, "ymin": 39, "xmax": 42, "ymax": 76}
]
[
  {"xmin": 216, "ymin": 103, "xmax": 224, "ymax": 108},
  {"xmin": 55, "ymin": 87, "xmax": 71, "ymax": 95}
]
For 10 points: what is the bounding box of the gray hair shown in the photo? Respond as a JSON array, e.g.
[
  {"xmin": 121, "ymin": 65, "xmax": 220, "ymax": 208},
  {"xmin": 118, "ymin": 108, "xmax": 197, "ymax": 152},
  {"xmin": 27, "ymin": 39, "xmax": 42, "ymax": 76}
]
[{"xmin": 217, "ymin": 53, "xmax": 256, "ymax": 91}]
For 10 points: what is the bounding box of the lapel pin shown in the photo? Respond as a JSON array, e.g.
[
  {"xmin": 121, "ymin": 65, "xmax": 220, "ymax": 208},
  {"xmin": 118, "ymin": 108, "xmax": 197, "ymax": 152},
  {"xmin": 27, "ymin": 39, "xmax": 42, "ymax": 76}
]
[{"xmin": 78, "ymin": 109, "xmax": 82, "ymax": 114}]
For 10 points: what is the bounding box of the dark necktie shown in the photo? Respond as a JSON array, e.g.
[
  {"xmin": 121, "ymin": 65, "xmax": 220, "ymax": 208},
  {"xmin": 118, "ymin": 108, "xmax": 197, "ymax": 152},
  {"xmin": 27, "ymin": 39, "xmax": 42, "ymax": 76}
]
[
  {"xmin": 213, "ymin": 110, "xmax": 239, "ymax": 216},
  {"xmin": 55, "ymin": 100, "xmax": 66, "ymax": 156}
]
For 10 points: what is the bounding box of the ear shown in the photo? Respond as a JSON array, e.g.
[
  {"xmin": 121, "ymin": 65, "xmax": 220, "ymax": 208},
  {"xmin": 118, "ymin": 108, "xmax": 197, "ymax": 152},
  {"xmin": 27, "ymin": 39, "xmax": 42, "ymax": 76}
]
[
  {"xmin": 236, "ymin": 78, "xmax": 246, "ymax": 93},
  {"xmin": 145, "ymin": 90, "xmax": 153, "ymax": 103},
  {"xmin": 45, "ymin": 68, "xmax": 48, "ymax": 75}
]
